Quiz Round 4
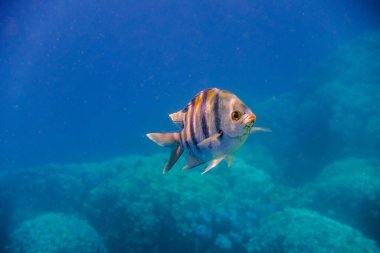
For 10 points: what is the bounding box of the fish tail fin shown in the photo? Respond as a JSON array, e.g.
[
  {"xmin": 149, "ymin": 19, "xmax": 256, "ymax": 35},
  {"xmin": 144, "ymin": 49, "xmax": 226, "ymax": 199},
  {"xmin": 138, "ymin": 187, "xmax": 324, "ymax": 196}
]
[
  {"xmin": 146, "ymin": 132, "xmax": 179, "ymax": 147},
  {"xmin": 146, "ymin": 132, "xmax": 183, "ymax": 173}
]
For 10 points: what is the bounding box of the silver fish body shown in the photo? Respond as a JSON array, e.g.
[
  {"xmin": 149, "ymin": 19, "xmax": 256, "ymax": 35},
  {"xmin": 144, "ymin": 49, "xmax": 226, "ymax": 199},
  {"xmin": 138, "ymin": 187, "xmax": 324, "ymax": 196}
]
[{"xmin": 147, "ymin": 88, "xmax": 261, "ymax": 174}]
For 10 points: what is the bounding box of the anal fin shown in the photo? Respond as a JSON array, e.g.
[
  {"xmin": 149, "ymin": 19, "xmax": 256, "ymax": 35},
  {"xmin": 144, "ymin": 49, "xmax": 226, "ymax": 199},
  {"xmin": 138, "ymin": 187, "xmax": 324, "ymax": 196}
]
[{"xmin": 182, "ymin": 154, "xmax": 204, "ymax": 170}]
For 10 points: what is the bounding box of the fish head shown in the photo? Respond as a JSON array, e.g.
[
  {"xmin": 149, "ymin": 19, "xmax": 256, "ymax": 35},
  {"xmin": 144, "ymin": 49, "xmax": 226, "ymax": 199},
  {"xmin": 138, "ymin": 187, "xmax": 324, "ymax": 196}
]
[{"xmin": 219, "ymin": 92, "xmax": 256, "ymax": 138}]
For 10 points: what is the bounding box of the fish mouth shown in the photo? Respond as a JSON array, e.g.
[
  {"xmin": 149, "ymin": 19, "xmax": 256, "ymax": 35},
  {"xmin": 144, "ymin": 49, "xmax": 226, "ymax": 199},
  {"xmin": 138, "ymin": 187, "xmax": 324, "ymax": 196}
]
[
  {"xmin": 243, "ymin": 113, "xmax": 256, "ymax": 126},
  {"xmin": 241, "ymin": 113, "xmax": 255, "ymax": 136}
]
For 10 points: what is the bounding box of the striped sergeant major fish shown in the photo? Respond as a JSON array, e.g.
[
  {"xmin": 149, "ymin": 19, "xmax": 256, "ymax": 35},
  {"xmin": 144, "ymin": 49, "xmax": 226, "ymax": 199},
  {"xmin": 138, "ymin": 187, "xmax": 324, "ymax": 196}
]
[{"xmin": 147, "ymin": 88, "xmax": 270, "ymax": 174}]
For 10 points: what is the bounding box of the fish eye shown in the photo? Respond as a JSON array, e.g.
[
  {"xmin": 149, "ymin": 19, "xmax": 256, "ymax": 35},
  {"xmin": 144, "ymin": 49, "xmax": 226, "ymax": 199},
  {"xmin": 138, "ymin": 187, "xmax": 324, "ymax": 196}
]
[{"xmin": 231, "ymin": 111, "xmax": 242, "ymax": 121}]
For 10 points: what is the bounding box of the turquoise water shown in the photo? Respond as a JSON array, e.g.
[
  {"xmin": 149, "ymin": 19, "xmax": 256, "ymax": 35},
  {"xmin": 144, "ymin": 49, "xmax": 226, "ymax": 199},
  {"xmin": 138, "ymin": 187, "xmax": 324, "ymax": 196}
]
[{"xmin": 1, "ymin": 1, "xmax": 380, "ymax": 252}]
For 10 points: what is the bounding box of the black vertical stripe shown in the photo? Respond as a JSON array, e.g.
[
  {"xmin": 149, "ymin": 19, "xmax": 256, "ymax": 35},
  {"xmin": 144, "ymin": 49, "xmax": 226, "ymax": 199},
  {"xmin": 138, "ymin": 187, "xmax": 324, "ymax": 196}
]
[
  {"xmin": 214, "ymin": 91, "xmax": 221, "ymax": 132},
  {"xmin": 178, "ymin": 132, "xmax": 183, "ymax": 147},
  {"xmin": 190, "ymin": 98, "xmax": 201, "ymax": 151},
  {"xmin": 200, "ymin": 89, "xmax": 209, "ymax": 139},
  {"xmin": 185, "ymin": 140, "xmax": 192, "ymax": 153},
  {"xmin": 182, "ymin": 111, "xmax": 192, "ymax": 152}
]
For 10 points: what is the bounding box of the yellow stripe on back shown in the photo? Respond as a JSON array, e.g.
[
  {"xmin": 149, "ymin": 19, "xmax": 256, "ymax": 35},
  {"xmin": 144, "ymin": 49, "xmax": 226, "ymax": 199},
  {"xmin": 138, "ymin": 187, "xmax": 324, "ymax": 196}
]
[
  {"xmin": 205, "ymin": 89, "xmax": 217, "ymax": 136},
  {"xmin": 192, "ymin": 91, "xmax": 204, "ymax": 146},
  {"xmin": 194, "ymin": 91, "xmax": 204, "ymax": 110}
]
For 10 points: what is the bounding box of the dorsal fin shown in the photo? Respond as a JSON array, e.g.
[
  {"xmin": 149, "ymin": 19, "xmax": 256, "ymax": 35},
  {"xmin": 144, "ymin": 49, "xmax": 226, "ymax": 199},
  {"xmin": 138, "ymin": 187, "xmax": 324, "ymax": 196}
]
[
  {"xmin": 169, "ymin": 88, "xmax": 217, "ymax": 128},
  {"xmin": 169, "ymin": 110, "xmax": 186, "ymax": 128}
]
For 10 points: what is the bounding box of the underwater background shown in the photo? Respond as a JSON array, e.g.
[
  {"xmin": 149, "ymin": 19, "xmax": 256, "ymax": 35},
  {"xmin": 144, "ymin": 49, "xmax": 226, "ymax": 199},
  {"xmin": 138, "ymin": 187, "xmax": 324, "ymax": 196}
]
[{"xmin": 1, "ymin": 0, "xmax": 380, "ymax": 252}]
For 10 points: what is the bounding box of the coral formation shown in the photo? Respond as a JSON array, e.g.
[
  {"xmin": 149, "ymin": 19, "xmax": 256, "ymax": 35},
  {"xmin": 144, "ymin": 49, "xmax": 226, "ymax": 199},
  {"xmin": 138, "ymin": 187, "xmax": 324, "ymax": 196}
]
[
  {"xmin": 84, "ymin": 154, "xmax": 282, "ymax": 253},
  {"xmin": 303, "ymin": 158, "xmax": 380, "ymax": 241},
  {"xmin": 0, "ymin": 153, "xmax": 283, "ymax": 253},
  {"xmin": 1, "ymin": 151, "xmax": 380, "ymax": 253},
  {"xmin": 10, "ymin": 213, "xmax": 107, "ymax": 253},
  {"xmin": 248, "ymin": 208, "xmax": 380, "ymax": 253}
]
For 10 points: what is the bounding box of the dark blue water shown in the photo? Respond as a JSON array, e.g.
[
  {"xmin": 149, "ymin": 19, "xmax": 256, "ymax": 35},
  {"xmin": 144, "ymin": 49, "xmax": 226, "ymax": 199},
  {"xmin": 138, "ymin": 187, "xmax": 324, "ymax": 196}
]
[
  {"xmin": 1, "ymin": 1, "xmax": 380, "ymax": 253},
  {"xmin": 1, "ymin": 0, "xmax": 378, "ymax": 169}
]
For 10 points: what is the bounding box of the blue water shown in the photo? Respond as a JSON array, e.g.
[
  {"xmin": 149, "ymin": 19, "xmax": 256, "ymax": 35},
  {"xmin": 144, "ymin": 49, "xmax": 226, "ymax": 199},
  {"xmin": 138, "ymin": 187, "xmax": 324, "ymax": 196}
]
[{"xmin": 1, "ymin": 1, "xmax": 380, "ymax": 253}]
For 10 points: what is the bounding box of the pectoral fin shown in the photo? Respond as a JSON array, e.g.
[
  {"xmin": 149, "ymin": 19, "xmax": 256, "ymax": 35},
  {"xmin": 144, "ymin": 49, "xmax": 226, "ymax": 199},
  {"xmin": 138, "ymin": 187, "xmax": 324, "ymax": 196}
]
[
  {"xmin": 198, "ymin": 131, "xmax": 223, "ymax": 148},
  {"xmin": 201, "ymin": 156, "xmax": 225, "ymax": 175}
]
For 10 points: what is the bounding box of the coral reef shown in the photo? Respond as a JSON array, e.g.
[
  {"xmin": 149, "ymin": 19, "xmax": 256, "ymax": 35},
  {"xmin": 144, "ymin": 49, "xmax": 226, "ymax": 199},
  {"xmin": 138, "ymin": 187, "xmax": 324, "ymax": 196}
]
[
  {"xmin": 303, "ymin": 157, "xmax": 380, "ymax": 242},
  {"xmin": 1, "ymin": 151, "xmax": 380, "ymax": 252},
  {"xmin": 0, "ymin": 153, "xmax": 285, "ymax": 253},
  {"xmin": 248, "ymin": 208, "xmax": 380, "ymax": 253},
  {"xmin": 84, "ymin": 154, "xmax": 283, "ymax": 253},
  {"xmin": 10, "ymin": 213, "xmax": 107, "ymax": 253}
]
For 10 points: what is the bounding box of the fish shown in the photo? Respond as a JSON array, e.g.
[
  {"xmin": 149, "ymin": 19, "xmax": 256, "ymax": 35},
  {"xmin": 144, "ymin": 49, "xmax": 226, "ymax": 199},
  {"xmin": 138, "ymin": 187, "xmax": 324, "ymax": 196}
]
[{"xmin": 147, "ymin": 88, "xmax": 270, "ymax": 174}]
